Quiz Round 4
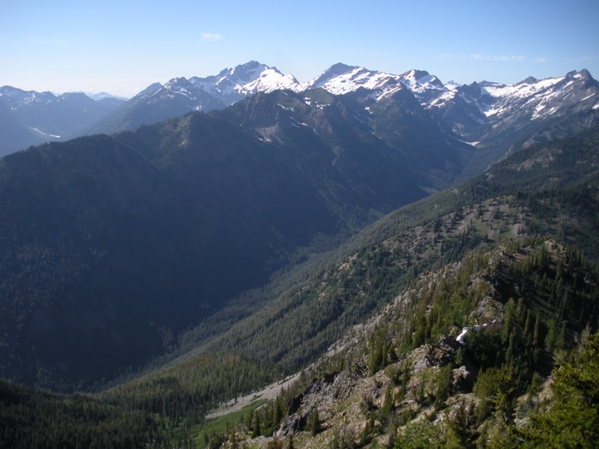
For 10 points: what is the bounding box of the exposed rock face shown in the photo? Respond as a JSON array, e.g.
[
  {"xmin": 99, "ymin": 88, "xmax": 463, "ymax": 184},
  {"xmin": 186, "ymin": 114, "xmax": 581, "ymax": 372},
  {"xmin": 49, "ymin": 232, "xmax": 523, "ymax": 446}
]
[
  {"xmin": 277, "ymin": 371, "xmax": 360, "ymax": 438},
  {"xmin": 240, "ymin": 247, "xmax": 530, "ymax": 447},
  {"xmin": 270, "ymin": 335, "xmax": 475, "ymax": 447},
  {"xmin": 410, "ymin": 338, "xmax": 458, "ymax": 371}
]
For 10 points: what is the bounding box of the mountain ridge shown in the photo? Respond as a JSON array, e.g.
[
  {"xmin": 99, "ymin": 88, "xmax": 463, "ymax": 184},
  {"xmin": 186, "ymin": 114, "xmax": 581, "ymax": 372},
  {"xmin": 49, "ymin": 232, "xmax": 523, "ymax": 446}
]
[
  {"xmin": 3, "ymin": 62, "xmax": 598, "ymax": 173},
  {"xmin": 0, "ymin": 86, "xmax": 125, "ymax": 155},
  {"xmin": 85, "ymin": 62, "xmax": 599, "ymax": 183},
  {"xmin": 1, "ymin": 106, "xmax": 598, "ymax": 448},
  {"xmin": 0, "ymin": 95, "xmax": 445, "ymax": 387},
  {"xmin": 1, "ymin": 58, "xmax": 599, "ymax": 391},
  {"xmin": 1, "ymin": 59, "xmax": 599, "ymax": 389}
]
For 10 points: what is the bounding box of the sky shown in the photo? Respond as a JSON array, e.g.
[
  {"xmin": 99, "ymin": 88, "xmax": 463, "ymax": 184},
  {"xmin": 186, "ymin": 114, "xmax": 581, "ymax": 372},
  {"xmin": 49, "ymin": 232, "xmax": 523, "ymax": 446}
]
[{"xmin": 2, "ymin": 0, "xmax": 598, "ymax": 98}]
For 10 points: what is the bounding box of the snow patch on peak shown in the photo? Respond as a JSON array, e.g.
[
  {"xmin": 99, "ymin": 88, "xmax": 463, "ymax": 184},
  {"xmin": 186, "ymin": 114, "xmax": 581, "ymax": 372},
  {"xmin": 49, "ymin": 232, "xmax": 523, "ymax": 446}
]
[
  {"xmin": 400, "ymin": 69, "xmax": 445, "ymax": 95},
  {"xmin": 445, "ymin": 81, "xmax": 461, "ymax": 91},
  {"xmin": 239, "ymin": 67, "xmax": 301, "ymax": 94},
  {"xmin": 484, "ymin": 75, "xmax": 565, "ymax": 100},
  {"xmin": 311, "ymin": 67, "xmax": 401, "ymax": 95},
  {"xmin": 309, "ymin": 63, "xmax": 358, "ymax": 87},
  {"xmin": 156, "ymin": 61, "xmax": 303, "ymax": 105}
]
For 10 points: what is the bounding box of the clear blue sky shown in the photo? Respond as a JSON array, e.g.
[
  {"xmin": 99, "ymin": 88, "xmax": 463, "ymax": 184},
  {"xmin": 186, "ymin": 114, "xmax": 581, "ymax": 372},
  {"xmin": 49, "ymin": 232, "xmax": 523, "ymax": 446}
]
[{"xmin": 2, "ymin": 0, "xmax": 598, "ymax": 97}]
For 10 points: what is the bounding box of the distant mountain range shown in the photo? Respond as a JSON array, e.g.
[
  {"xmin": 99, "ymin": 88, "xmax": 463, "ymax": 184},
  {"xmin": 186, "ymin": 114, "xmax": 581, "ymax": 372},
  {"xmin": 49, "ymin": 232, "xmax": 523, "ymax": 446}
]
[
  {"xmin": 3, "ymin": 61, "xmax": 598, "ymax": 164},
  {"xmin": 0, "ymin": 87, "xmax": 125, "ymax": 155},
  {"xmin": 0, "ymin": 62, "xmax": 599, "ymax": 389},
  {"xmin": 88, "ymin": 62, "xmax": 599, "ymax": 154},
  {"xmin": 2, "ymin": 58, "xmax": 599, "ymax": 449}
]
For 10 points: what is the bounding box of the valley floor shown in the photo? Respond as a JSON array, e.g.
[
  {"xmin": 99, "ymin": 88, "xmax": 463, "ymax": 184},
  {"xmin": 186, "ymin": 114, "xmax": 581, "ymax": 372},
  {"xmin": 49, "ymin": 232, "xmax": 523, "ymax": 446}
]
[{"xmin": 205, "ymin": 373, "xmax": 300, "ymax": 420}]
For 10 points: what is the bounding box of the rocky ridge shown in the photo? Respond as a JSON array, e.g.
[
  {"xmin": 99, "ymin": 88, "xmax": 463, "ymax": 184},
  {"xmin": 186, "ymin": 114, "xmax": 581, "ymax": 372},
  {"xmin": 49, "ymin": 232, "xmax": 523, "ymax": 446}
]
[{"xmin": 204, "ymin": 235, "xmax": 599, "ymax": 448}]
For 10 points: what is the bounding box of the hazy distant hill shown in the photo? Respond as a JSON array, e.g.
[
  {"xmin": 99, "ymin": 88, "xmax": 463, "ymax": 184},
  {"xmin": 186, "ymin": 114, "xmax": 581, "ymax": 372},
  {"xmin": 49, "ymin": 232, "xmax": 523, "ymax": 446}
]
[{"xmin": 0, "ymin": 87, "xmax": 125, "ymax": 156}]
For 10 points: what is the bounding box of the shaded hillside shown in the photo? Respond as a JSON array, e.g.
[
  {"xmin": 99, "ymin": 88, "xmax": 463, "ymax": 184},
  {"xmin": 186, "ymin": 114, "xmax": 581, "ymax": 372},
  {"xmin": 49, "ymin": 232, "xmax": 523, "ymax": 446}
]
[
  {"xmin": 170, "ymin": 126, "xmax": 599, "ymax": 374},
  {"xmin": 185, "ymin": 187, "xmax": 599, "ymax": 376},
  {"xmin": 87, "ymin": 82, "xmax": 224, "ymax": 136},
  {"xmin": 221, "ymin": 87, "xmax": 472, "ymax": 195},
  {"xmin": 4, "ymin": 235, "xmax": 596, "ymax": 449},
  {"xmin": 1, "ymin": 124, "xmax": 599, "ymax": 449},
  {"xmin": 0, "ymin": 117, "xmax": 338, "ymax": 387},
  {"xmin": 0, "ymin": 100, "xmax": 440, "ymax": 388},
  {"xmin": 224, "ymin": 239, "xmax": 599, "ymax": 448},
  {"xmin": 351, "ymin": 124, "xmax": 599, "ymax": 256}
]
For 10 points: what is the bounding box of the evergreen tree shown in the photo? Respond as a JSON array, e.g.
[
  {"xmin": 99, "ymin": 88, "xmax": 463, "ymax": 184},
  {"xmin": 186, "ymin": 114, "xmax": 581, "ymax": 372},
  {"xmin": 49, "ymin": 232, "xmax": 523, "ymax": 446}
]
[
  {"xmin": 526, "ymin": 332, "xmax": 599, "ymax": 448},
  {"xmin": 434, "ymin": 364, "xmax": 453, "ymax": 411},
  {"xmin": 308, "ymin": 408, "xmax": 320, "ymax": 436}
]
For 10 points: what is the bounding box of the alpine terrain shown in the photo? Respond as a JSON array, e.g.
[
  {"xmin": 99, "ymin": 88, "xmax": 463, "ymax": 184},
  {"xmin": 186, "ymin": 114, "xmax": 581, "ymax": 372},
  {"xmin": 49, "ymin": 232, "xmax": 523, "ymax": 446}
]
[
  {"xmin": 0, "ymin": 62, "xmax": 598, "ymax": 449},
  {"xmin": 0, "ymin": 87, "xmax": 125, "ymax": 156}
]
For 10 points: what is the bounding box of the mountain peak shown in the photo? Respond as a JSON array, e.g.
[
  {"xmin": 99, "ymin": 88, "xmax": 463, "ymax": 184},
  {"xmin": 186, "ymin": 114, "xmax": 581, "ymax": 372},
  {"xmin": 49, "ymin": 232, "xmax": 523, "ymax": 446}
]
[
  {"xmin": 519, "ymin": 76, "xmax": 538, "ymax": 85},
  {"xmin": 324, "ymin": 62, "xmax": 358, "ymax": 75},
  {"xmin": 565, "ymin": 69, "xmax": 596, "ymax": 85},
  {"xmin": 309, "ymin": 63, "xmax": 360, "ymax": 88},
  {"xmin": 238, "ymin": 60, "xmax": 262, "ymax": 68},
  {"xmin": 566, "ymin": 68, "xmax": 585, "ymax": 78},
  {"xmin": 165, "ymin": 77, "xmax": 191, "ymax": 89},
  {"xmin": 399, "ymin": 69, "xmax": 446, "ymax": 97},
  {"xmin": 228, "ymin": 60, "xmax": 267, "ymax": 79},
  {"xmin": 137, "ymin": 82, "xmax": 164, "ymax": 98},
  {"xmin": 403, "ymin": 69, "xmax": 432, "ymax": 79}
]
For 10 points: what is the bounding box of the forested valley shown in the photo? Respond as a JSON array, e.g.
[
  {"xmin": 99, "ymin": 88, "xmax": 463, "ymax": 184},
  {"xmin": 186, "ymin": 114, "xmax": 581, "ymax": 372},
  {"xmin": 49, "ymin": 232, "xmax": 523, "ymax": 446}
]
[{"xmin": 1, "ymin": 124, "xmax": 598, "ymax": 448}]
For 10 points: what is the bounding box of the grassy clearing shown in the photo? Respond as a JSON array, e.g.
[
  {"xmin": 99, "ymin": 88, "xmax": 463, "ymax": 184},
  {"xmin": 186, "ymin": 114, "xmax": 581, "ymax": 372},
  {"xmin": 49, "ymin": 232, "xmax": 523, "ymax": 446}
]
[{"xmin": 191, "ymin": 399, "xmax": 268, "ymax": 446}]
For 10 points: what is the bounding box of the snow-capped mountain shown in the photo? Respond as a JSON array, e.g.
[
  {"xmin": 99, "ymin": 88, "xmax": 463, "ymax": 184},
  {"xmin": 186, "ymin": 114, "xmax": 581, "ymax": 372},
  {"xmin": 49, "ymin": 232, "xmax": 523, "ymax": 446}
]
[
  {"xmin": 4, "ymin": 61, "xmax": 599, "ymax": 174},
  {"xmin": 142, "ymin": 60, "xmax": 301, "ymax": 109},
  {"xmin": 88, "ymin": 61, "xmax": 302, "ymax": 135},
  {"xmin": 151, "ymin": 61, "xmax": 301, "ymax": 109},
  {"xmin": 431, "ymin": 69, "xmax": 599, "ymax": 181},
  {"xmin": 430, "ymin": 69, "xmax": 599, "ymax": 125},
  {"xmin": 88, "ymin": 61, "xmax": 459, "ymax": 136},
  {"xmin": 306, "ymin": 63, "xmax": 447, "ymax": 104},
  {"xmin": 189, "ymin": 60, "xmax": 301, "ymax": 102},
  {"xmin": 256, "ymin": 63, "xmax": 598, "ymax": 181},
  {"xmin": 308, "ymin": 64, "xmax": 599, "ymax": 137}
]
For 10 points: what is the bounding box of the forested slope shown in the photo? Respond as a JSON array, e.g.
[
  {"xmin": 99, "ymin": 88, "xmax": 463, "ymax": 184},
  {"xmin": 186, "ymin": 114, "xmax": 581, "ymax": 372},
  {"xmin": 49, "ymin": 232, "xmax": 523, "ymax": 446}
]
[
  {"xmin": 170, "ymin": 125, "xmax": 599, "ymax": 374},
  {"xmin": 226, "ymin": 239, "xmax": 599, "ymax": 448},
  {"xmin": 1, "ymin": 126, "xmax": 598, "ymax": 449}
]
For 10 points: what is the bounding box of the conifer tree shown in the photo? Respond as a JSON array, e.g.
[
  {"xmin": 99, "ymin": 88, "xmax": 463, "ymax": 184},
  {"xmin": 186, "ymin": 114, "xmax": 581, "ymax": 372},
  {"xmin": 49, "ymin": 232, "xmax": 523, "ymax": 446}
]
[
  {"xmin": 527, "ymin": 332, "xmax": 599, "ymax": 448},
  {"xmin": 308, "ymin": 408, "xmax": 320, "ymax": 436}
]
